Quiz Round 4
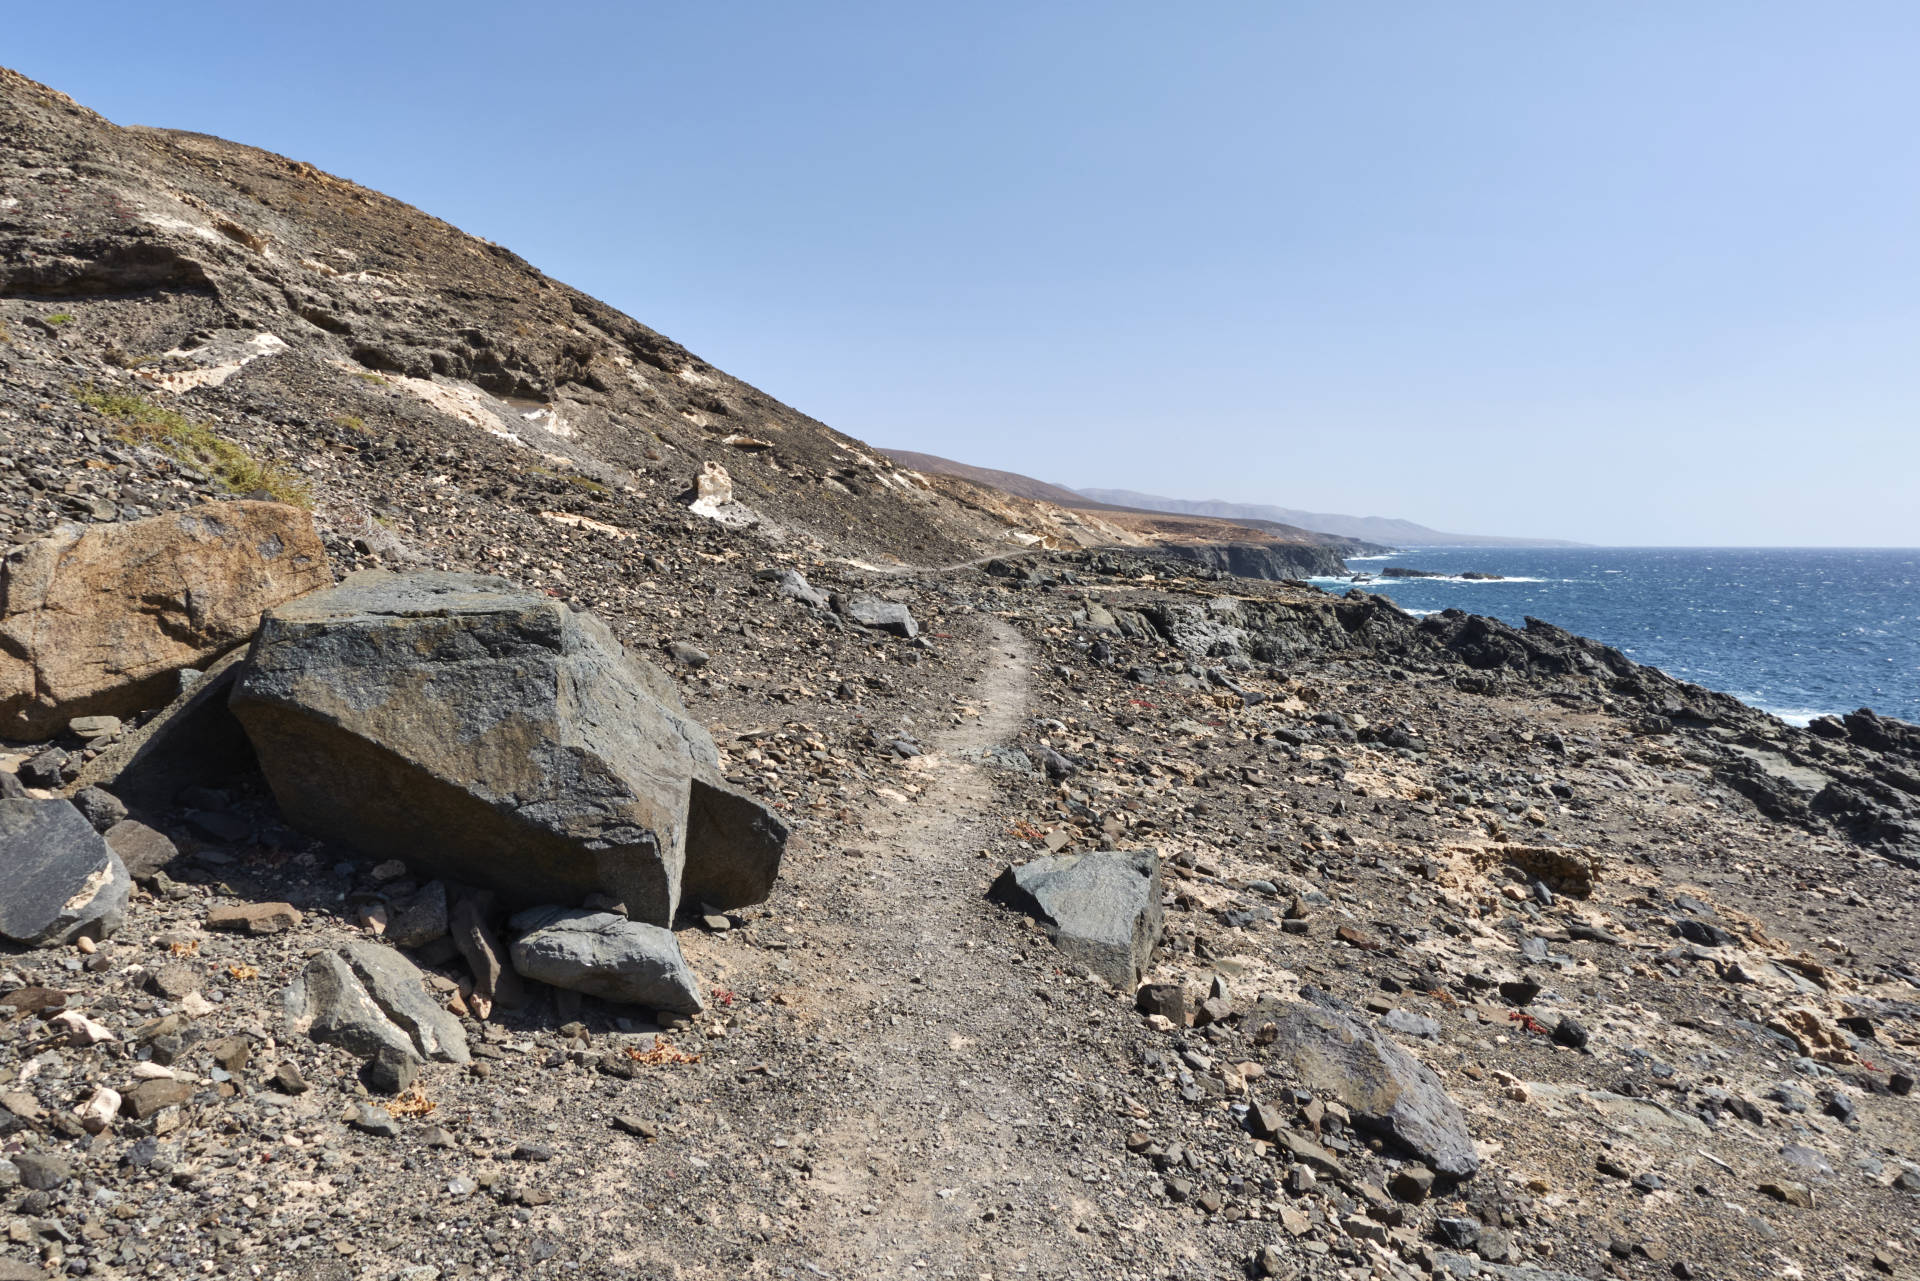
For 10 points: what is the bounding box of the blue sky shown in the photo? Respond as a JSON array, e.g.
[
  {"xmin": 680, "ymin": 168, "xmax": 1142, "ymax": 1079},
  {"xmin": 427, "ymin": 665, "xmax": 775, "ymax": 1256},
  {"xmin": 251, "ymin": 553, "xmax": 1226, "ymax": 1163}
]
[{"xmin": 12, "ymin": 2, "xmax": 1920, "ymax": 544}]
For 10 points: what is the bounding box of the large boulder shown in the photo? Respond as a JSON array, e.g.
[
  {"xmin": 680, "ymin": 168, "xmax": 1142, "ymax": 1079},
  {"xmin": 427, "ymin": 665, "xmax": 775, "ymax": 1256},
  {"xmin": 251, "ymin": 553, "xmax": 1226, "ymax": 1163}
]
[
  {"xmin": 1253, "ymin": 990, "xmax": 1480, "ymax": 1180},
  {"xmin": 0, "ymin": 502, "xmax": 329, "ymax": 739},
  {"xmin": 0, "ymin": 799, "xmax": 131, "ymax": 946},
  {"xmin": 508, "ymin": 906, "xmax": 704, "ymax": 1013},
  {"xmin": 991, "ymin": 850, "xmax": 1162, "ymax": 987},
  {"xmin": 229, "ymin": 571, "xmax": 721, "ymax": 926}
]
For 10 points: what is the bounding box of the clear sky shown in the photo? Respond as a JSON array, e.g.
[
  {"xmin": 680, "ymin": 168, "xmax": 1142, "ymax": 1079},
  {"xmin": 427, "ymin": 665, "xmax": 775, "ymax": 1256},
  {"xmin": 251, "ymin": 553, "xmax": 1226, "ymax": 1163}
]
[{"xmin": 12, "ymin": 3, "xmax": 1920, "ymax": 545}]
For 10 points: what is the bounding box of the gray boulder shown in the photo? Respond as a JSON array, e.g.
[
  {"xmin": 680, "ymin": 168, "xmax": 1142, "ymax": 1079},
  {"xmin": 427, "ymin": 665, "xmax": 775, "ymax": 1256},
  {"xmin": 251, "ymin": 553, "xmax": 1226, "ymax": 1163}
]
[
  {"xmin": 990, "ymin": 850, "xmax": 1162, "ymax": 987},
  {"xmin": 1255, "ymin": 990, "xmax": 1480, "ymax": 1180},
  {"xmin": 281, "ymin": 943, "xmax": 469, "ymax": 1069},
  {"xmin": 844, "ymin": 593, "xmax": 918, "ymax": 638},
  {"xmin": 230, "ymin": 571, "xmax": 723, "ymax": 926},
  {"xmin": 683, "ymin": 779, "xmax": 789, "ymax": 911},
  {"xmin": 0, "ymin": 799, "xmax": 131, "ymax": 946},
  {"xmin": 508, "ymin": 906, "xmax": 704, "ymax": 1013}
]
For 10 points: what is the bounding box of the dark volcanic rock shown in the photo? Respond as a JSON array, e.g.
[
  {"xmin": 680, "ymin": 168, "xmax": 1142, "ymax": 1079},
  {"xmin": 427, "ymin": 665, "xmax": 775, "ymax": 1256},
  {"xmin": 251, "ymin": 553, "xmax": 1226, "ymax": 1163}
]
[
  {"xmin": 231, "ymin": 570, "xmax": 722, "ymax": 926},
  {"xmin": 1257, "ymin": 990, "xmax": 1480, "ymax": 1180},
  {"xmin": 0, "ymin": 798, "xmax": 131, "ymax": 945},
  {"xmin": 507, "ymin": 906, "xmax": 704, "ymax": 1013},
  {"xmin": 991, "ymin": 850, "xmax": 1163, "ymax": 987},
  {"xmin": 682, "ymin": 778, "xmax": 789, "ymax": 912}
]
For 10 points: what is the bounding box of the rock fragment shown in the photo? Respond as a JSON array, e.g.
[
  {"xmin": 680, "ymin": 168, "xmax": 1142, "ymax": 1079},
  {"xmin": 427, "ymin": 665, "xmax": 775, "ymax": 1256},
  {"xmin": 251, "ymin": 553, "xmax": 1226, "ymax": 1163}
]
[
  {"xmin": 1259, "ymin": 990, "xmax": 1480, "ymax": 1180},
  {"xmin": 991, "ymin": 850, "xmax": 1163, "ymax": 987},
  {"xmin": 508, "ymin": 907, "xmax": 704, "ymax": 1013}
]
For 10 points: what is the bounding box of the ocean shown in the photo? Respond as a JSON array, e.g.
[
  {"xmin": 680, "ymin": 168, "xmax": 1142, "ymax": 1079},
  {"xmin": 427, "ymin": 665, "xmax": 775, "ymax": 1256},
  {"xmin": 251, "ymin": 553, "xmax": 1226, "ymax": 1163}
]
[{"xmin": 1314, "ymin": 547, "xmax": 1920, "ymax": 726}]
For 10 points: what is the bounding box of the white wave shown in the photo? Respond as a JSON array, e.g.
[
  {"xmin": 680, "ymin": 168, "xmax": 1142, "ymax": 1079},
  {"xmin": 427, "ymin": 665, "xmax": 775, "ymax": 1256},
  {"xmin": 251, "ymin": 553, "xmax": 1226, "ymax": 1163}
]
[{"xmin": 1750, "ymin": 705, "xmax": 1840, "ymax": 728}]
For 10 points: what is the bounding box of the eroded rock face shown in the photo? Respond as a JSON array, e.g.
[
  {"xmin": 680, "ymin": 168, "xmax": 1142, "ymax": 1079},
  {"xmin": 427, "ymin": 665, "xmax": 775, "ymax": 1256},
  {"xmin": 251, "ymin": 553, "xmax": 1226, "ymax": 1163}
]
[
  {"xmin": 230, "ymin": 571, "xmax": 722, "ymax": 925},
  {"xmin": 0, "ymin": 798, "xmax": 131, "ymax": 946},
  {"xmin": 991, "ymin": 850, "xmax": 1163, "ymax": 987},
  {"xmin": 508, "ymin": 907, "xmax": 704, "ymax": 1013},
  {"xmin": 0, "ymin": 502, "xmax": 329, "ymax": 739},
  {"xmin": 1255, "ymin": 990, "xmax": 1480, "ymax": 1180}
]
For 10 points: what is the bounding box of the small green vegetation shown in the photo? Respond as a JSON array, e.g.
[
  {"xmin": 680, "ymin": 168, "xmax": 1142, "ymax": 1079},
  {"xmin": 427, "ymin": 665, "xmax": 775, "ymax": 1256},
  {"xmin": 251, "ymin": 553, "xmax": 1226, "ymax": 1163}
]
[
  {"xmin": 354, "ymin": 371, "xmax": 389, "ymax": 385},
  {"xmin": 73, "ymin": 384, "xmax": 310, "ymax": 506},
  {"xmin": 564, "ymin": 473, "xmax": 610, "ymax": 495},
  {"xmin": 332, "ymin": 414, "xmax": 367, "ymax": 433},
  {"xmin": 43, "ymin": 313, "xmax": 74, "ymax": 327}
]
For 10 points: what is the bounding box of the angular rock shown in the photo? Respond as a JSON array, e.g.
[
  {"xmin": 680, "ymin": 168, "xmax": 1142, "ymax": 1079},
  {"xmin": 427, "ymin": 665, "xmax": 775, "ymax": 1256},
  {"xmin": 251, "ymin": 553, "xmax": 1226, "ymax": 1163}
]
[
  {"xmin": 451, "ymin": 892, "xmax": 524, "ymax": 1010},
  {"xmin": 508, "ymin": 907, "xmax": 704, "ymax": 1013},
  {"xmin": 387, "ymin": 880, "xmax": 450, "ymax": 949},
  {"xmin": 1259, "ymin": 990, "xmax": 1481, "ymax": 1180},
  {"xmin": 364, "ymin": 1043, "xmax": 421, "ymax": 1095},
  {"xmin": 761, "ymin": 568, "xmax": 829, "ymax": 609},
  {"xmin": 121, "ymin": 1078, "xmax": 193, "ymax": 1120},
  {"xmin": 104, "ymin": 819, "xmax": 179, "ymax": 881},
  {"xmin": 0, "ymin": 502, "xmax": 330, "ymax": 738},
  {"xmin": 843, "ymin": 593, "xmax": 918, "ymax": 638},
  {"xmin": 230, "ymin": 571, "xmax": 724, "ymax": 925},
  {"xmin": 1136, "ymin": 982, "xmax": 1187, "ymax": 1023},
  {"xmin": 338, "ymin": 942, "xmax": 469, "ymax": 1063},
  {"xmin": 0, "ymin": 799, "xmax": 131, "ymax": 946},
  {"xmin": 990, "ymin": 850, "xmax": 1163, "ymax": 987},
  {"xmin": 682, "ymin": 779, "xmax": 789, "ymax": 911},
  {"xmin": 281, "ymin": 945, "xmax": 469, "ymax": 1065}
]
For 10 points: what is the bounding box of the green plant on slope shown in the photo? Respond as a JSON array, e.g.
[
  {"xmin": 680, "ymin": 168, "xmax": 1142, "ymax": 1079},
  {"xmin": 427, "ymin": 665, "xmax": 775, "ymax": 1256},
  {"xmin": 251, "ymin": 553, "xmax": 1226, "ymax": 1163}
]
[
  {"xmin": 44, "ymin": 313, "xmax": 73, "ymax": 326},
  {"xmin": 73, "ymin": 384, "xmax": 310, "ymax": 506}
]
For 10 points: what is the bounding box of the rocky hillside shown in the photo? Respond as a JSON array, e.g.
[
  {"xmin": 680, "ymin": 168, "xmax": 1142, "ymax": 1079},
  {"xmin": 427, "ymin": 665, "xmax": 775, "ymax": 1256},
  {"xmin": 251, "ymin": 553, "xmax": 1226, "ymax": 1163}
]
[{"xmin": 1, "ymin": 66, "xmax": 1919, "ymax": 1281}]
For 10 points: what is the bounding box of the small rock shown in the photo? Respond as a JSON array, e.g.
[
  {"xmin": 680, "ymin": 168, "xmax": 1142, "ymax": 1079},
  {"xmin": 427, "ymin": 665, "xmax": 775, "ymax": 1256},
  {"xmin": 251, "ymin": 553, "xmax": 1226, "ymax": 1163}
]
[
  {"xmin": 1136, "ymin": 983, "xmax": 1186, "ymax": 1023},
  {"xmin": 270, "ymin": 1062, "xmax": 309, "ymax": 1095},
  {"xmin": 72, "ymin": 786, "xmax": 128, "ymax": 832},
  {"xmin": 363, "ymin": 1043, "xmax": 420, "ymax": 1094},
  {"xmin": 348, "ymin": 1102, "xmax": 401, "ymax": 1138},
  {"xmin": 1758, "ymin": 1180, "xmax": 1814, "ymax": 1208},
  {"xmin": 13, "ymin": 1153, "xmax": 71, "ymax": 1191},
  {"xmin": 205, "ymin": 901, "xmax": 302, "ymax": 934},
  {"xmin": 122, "ymin": 1078, "xmax": 193, "ymax": 1120}
]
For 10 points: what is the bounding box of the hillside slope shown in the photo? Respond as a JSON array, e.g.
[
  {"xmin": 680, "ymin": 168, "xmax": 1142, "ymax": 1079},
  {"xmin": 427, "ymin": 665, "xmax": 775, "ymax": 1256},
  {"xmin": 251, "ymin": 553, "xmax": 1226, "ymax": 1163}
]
[{"xmin": 0, "ymin": 66, "xmax": 1049, "ymax": 567}]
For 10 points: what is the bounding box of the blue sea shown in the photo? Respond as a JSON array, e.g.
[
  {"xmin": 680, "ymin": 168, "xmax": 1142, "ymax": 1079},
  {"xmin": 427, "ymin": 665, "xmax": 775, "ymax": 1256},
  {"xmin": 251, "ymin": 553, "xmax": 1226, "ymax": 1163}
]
[{"xmin": 1314, "ymin": 547, "xmax": 1920, "ymax": 726}]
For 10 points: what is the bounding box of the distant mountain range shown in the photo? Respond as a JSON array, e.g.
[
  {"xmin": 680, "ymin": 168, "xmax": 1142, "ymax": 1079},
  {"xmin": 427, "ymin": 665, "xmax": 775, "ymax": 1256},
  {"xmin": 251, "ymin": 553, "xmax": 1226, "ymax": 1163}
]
[
  {"xmin": 1074, "ymin": 490, "xmax": 1582, "ymax": 548},
  {"xmin": 883, "ymin": 450, "xmax": 1580, "ymax": 548}
]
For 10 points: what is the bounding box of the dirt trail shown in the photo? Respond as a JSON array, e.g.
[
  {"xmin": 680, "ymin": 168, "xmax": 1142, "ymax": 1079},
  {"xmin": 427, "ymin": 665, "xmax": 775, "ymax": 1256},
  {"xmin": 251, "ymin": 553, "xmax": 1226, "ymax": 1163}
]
[{"xmin": 780, "ymin": 615, "xmax": 1100, "ymax": 1278}]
